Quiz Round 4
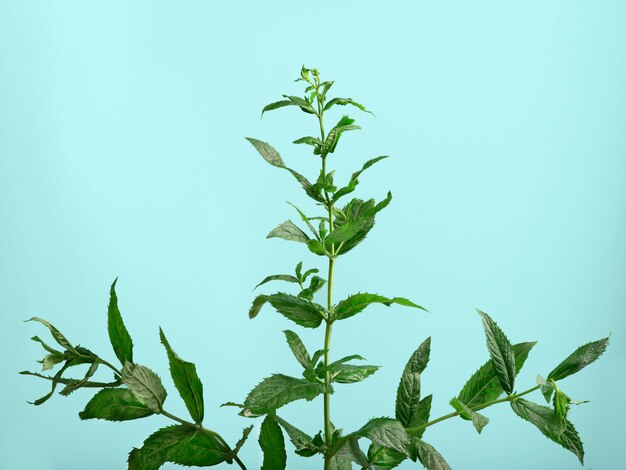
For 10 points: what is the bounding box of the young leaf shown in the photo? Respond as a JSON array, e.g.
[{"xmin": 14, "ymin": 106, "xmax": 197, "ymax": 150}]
[
  {"xmin": 128, "ymin": 425, "xmax": 228, "ymax": 469},
  {"xmin": 107, "ymin": 278, "xmax": 134, "ymax": 366},
  {"xmin": 230, "ymin": 425, "xmax": 253, "ymax": 460},
  {"xmin": 283, "ymin": 330, "xmax": 311, "ymax": 368},
  {"xmin": 254, "ymin": 274, "xmax": 300, "ymax": 290},
  {"xmin": 25, "ymin": 317, "xmax": 76, "ymax": 353},
  {"xmin": 243, "ymin": 374, "xmax": 324, "ymax": 415},
  {"xmin": 60, "ymin": 361, "xmax": 100, "ymax": 396},
  {"xmin": 547, "ymin": 337, "xmax": 609, "ymax": 382},
  {"xmin": 334, "ymin": 293, "xmax": 426, "ymax": 321},
  {"xmin": 159, "ymin": 328, "xmax": 204, "ymax": 424},
  {"xmin": 261, "ymin": 99, "xmax": 293, "ymax": 116},
  {"xmin": 274, "ymin": 415, "xmax": 319, "ymax": 457},
  {"xmin": 396, "ymin": 337, "xmax": 431, "ymax": 428},
  {"xmin": 536, "ymin": 375, "xmax": 556, "ymax": 403},
  {"xmin": 267, "ymin": 220, "xmax": 310, "ymax": 243},
  {"xmin": 415, "ymin": 439, "xmax": 452, "ymax": 470},
  {"xmin": 329, "ymin": 364, "xmax": 379, "ymax": 384},
  {"xmin": 510, "ymin": 398, "xmax": 584, "ymax": 464},
  {"xmin": 458, "ymin": 341, "xmax": 536, "ymax": 407},
  {"xmin": 449, "ymin": 397, "xmax": 489, "ymax": 434},
  {"xmin": 121, "ymin": 362, "xmax": 167, "ymax": 413},
  {"xmin": 324, "ymin": 97, "xmax": 373, "ymax": 114},
  {"xmin": 293, "ymin": 136, "xmax": 323, "ymax": 146},
  {"xmin": 332, "ymin": 156, "xmax": 389, "ymax": 202},
  {"xmin": 325, "ymin": 115, "xmax": 361, "ymax": 153},
  {"xmin": 356, "ymin": 418, "xmax": 416, "ymax": 460},
  {"xmin": 27, "ymin": 361, "xmax": 71, "ymax": 406},
  {"xmin": 476, "ymin": 310, "xmax": 516, "ymax": 394},
  {"xmin": 410, "ymin": 394, "xmax": 433, "ymax": 438},
  {"xmin": 79, "ymin": 388, "xmax": 154, "ymax": 421},
  {"xmin": 259, "ymin": 415, "xmax": 287, "ymax": 470}
]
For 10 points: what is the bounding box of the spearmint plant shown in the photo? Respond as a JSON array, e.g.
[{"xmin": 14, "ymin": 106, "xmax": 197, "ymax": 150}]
[{"xmin": 22, "ymin": 67, "xmax": 609, "ymax": 469}]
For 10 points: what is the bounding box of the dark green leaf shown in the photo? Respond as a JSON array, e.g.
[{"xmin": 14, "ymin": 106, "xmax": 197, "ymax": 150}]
[
  {"xmin": 274, "ymin": 415, "xmax": 319, "ymax": 457},
  {"xmin": 122, "ymin": 362, "xmax": 167, "ymax": 413},
  {"xmin": 415, "ymin": 440, "xmax": 452, "ymax": 470},
  {"xmin": 249, "ymin": 293, "xmax": 324, "ymax": 328},
  {"xmin": 107, "ymin": 278, "xmax": 134, "ymax": 366},
  {"xmin": 334, "ymin": 293, "xmax": 426, "ymax": 321},
  {"xmin": 324, "ymin": 97, "xmax": 373, "ymax": 114},
  {"xmin": 326, "ymin": 218, "xmax": 371, "ymax": 245},
  {"xmin": 357, "ymin": 418, "xmax": 415, "ymax": 460},
  {"xmin": 254, "ymin": 274, "xmax": 300, "ymax": 290},
  {"xmin": 449, "ymin": 397, "xmax": 489, "ymax": 434},
  {"xmin": 335, "ymin": 436, "xmax": 369, "ymax": 466},
  {"xmin": 25, "ymin": 317, "xmax": 75, "ymax": 353},
  {"xmin": 410, "ymin": 395, "xmax": 432, "ymax": 438},
  {"xmin": 510, "ymin": 398, "xmax": 584, "ymax": 464},
  {"xmin": 159, "ymin": 328, "xmax": 204, "ymax": 424},
  {"xmin": 476, "ymin": 310, "xmax": 516, "ymax": 394},
  {"xmin": 367, "ymin": 442, "xmax": 406, "ymax": 469},
  {"xmin": 244, "ymin": 374, "xmax": 324, "ymax": 415},
  {"xmin": 79, "ymin": 388, "xmax": 154, "ymax": 421},
  {"xmin": 128, "ymin": 425, "xmax": 228, "ymax": 469},
  {"xmin": 307, "ymin": 239, "xmax": 328, "ymax": 256},
  {"xmin": 396, "ymin": 337, "xmax": 430, "ymax": 428},
  {"xmin": 283, "ymin": 330, "xmax": 311, "ymax": 368},
  {"xmin": 60, "ymin": 361, "xmax": 100, "ymax": 396},
  {"xmin": 301, "ymin": 268, "xmax": 319, "ymax": 283},
  {"xmin": 547, "ymin": 337, "xmax": 609, "ymax": 382},
  {"xmin": 267, "ymin": 220, "xmax": 310, "ymax": 243},
  {"xmin": 231, "ymin": 425, "xmax": 253, "ymax": 459},
  {"xmin": 260, "ymin": 415, "xmax": 287, "ymax": 470},
  {"xmin": 330, "ymin": 364, "xmax": 379, "ymax": 384},
  {"xmin": 458, "ymin": 342, "xmax": 536, "ymax": 407}
]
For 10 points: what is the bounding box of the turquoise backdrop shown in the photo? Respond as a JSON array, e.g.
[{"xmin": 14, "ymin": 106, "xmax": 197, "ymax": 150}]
[{"xmin": 1, "ymin": 1, "xmax": 624, "ymax": 469}]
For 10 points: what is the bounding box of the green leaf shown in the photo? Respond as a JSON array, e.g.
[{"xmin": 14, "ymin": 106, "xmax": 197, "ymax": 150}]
[
  {"xmin": 266, "ymin": 293, "xmax": 325, "ymax": 328},
  {"xmin": 396, "ymin": 337, "xmax": 430, "ymax": 428},
  {"xmin": 449, "ymin": 397, "xmax": 489, "ymax": 434},
  {"xmin": 244, "ymin": 374, "xmax": 324, "ymax": 415},
  {"xmin": 410, "ymin": 394, "xmax": 432, "ymax": 438},
  {"xmin": 254, "ymin": 274, "xmax": 300, "ymax": 290},
  {"xmin": 325, "ymin": 115, "xmax": 361, "ymax": 153},
  {"xmin": 326, "ymin": 218, "xmax": 371, "ymax": 245},
  {"xmin": 332, "ymin": 156, "xmax": 389, "ymax": 202},
  {"xmin": 79, "ymin": 388, "xmax": 154, "ymax": 421},
  {"xmin": 334, "ymin": 293, "xmax": 426, "ymax": 321},
  {"xmin": 287, "ymin": 201, "xmax": 320, "ymax": 239},
  {"xmin": 267, "ymin": 220, "xmax": 310, "ymax": 243},
  {"xmin": 159, "ymin": 328, "xmax": 204, "ymax": 424},
  {"xmin": 367, "ymin": 442, "xmax": 406, "ymax": 469},
  {"xmin": 324, "ymin": 97, "xmax": 373, "ymax": 114},
  {"xmin": 60, "ymin": 360, "xmax": 100, "ymax": 396},
  {"xmin": 27, "ymin": 361, "xmax": 71, "ymax": 405},
  {"xmin": 259, "ymin": 415, "xmax": 287, "ymax": 470},
  {"xmin": 307, "ymin": 239, "xmax": 329, "ymax": 256},
  {"xmin": 122, "ymin": 362, "xmax": 167, "ymax": 413},
  {"xmin": 536, "ymin": 375, "xmax": 555, "ymax": 403},
  {"xmin": 31, "ymin": 335, "xmax": 62, "ymax": 355},
  {"xmin": 274, "ymin": 415, "xmax": 319, "ymax": 457},
  {"xmin": 510, "ymin": 398, "xmax": 585, "ymax": 464},
  {"xmin": 458, "ymin": 341, "xmax": 536, "ymax": 407},
  {"xmin": 476, "ymin": 310, "xmax": 516, "ymax": 394},
  {"xmin": 283, "ymin": 330, "xmax": 311, "ymax": 368},
  {"xmin": 128, "ymin": 425, "xmax": 228, "ymax": 469},
  {"xmin": 293, "ymin": 136, "xmax": 323, "ymax": 147},
  {"xmin": 329, "ymin": 364, "xmax": 379, "ymax": 384},
  {"xmin": 261, "ymin": 100, "xmax": 293, "ymax": 116},
  {"xmin": 25, "ymin": 317, "xmax": 76, "ymax": 353},
  {"xmin": 356, "ymin": 418, "xmax": 415, "ymax": 460},
  {"xmin": 298, "ymin": 275, "xmax": 326, "ymax": 301},
  {"xmin": 328, "ymin": 456, "xmax": 352, "ymax": 470},
  {"xmin": 106, "ymin": 278, "xmax": 134, "ymax": 366},
  {"xmin": 282, "ymin": 94, "xmax": 316, "ymax": 114},
  {"xmin": 335, "ymin": 436, "xmax": 369, "ymax": 467},
  {"xmin": 415, "ymin": 440, "xmax": 452, "ymax": 470},
  {"xmin": 230, "ymin": 425, "xmax": 253, "ymax": 460},
  {"xmin": 547, "ymin": 337, "xmax": 609, "ymax": 382}
]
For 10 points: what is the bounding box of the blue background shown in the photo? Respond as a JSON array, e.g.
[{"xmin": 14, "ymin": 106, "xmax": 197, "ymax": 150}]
[{"xmin": 1, "ymin": 1, "xmax": 624, "ymax": 469}]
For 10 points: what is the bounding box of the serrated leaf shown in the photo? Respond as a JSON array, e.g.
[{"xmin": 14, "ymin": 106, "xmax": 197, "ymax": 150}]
[
  {"xmin": 122, "ymin": 362, "xmax": 167, "ymax": 413},
  {"xmin": 449, "ymin": 397, "xmax": 489, "ymax": 434},
  {"xmin": 410, "ymin": 395, "xmax": 432, "ymax": 438},
  {"xmin": 356, "ymin": 418, "xmax": 415, "ymax": 460},
  {"xmin": 260, "ymin": 415, "xmax": 287, "ymax": 470},
  {"xmin": 79, "ymin": 388, "xmax": 154, "ymax": 421},
  {"xmin": 324, "ymin": 97, "xmax": 373, "ymax": 114},
  {"xmin": 334, "ymin": 293, "xmax": 426, "ymax": 321},
  {"xmin": 128, "ymin": 425, "xmax": 228, "ymax": 469},
  {"xmin": 60, "ymin": 360, "xmax": 100, "ymax": 396},
  {"xmin": 325, "ymin": 115, "xmax": 361, "ymax": 153},
  {"xmin": 415, "ymin": 440, "xmax": 452, "ymax": 470},
  {"xmin": 332, "ymin": 156, "xmax": 389, "ymax": 202},
  {"xmin": 547, "ymin": 337, "xmax": 609, "ymax": 382},
  {"xmin": 476, "ymin": 310, "xmax": 516, "ymax": 394},
  {"xmin": 249, "ymin": 293, "xmax": 325, "ymax": 328},
  {"xmin": 159, "ymin": 328, "xmax": 204, "ymax": 424},
  {"xmin": 254, "ymin": 274, "xmax": 300, "ymax": 290},
  {"xmin": 283, "ymin": 330, "xmax": 311, "ymax": 368},
  {"xmin": 106, "ymin": 278, "xmax": 134, "ymax": 366},
  {"xmin": 510, "ymin": 398, "xmax": 584, "ymax": 464},
  {"xmin": 458, "ymin": 341, "xmax": 536, "ymax": 407},
  {"xmin": 274, "ymin": 415, "xmax": 319, "ymax": 457},
  {"xmin": 25, "ymin": 317, "xmax": 76, "ymax": 353},
  {"xmin": 367, "ymin": 442, "xmax": 406, "ymax": 469},
  {"xmin": 330, "ymin": 364, "xmax": 379, "ymax": 384},
  {"xmin": 537, "ymin": 375, "xmax": 555, "ymax": 403},
  {"xmin": 244, "ymin": 374, "xmax": 324, "ymax": 415},
  {"xmin": 326, "ymin": 218, "xmax": 371, "ymax": 245},
  {"xmin": 396, "ymin": 337, "xmax": 430, "ymax": 428},
  {"xmin": 267, "ymin": 220, "xmax": 310, "ymax": 243},
  {"xmin": 230, "ymin": 425, "xmax": 253, "ymax": 460}
]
